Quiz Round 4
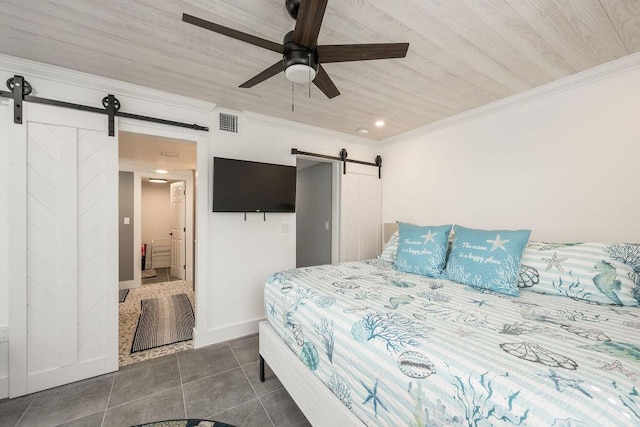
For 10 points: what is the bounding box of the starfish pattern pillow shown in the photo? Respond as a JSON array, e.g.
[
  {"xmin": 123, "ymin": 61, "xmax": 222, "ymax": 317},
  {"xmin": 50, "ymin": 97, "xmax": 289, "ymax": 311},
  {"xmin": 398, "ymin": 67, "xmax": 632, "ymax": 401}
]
[
  {"xmin": 394, "ymin": 223, "xmax": 452, "ymax": 278},
  {"xmin": 445, "ymin": 225, "xmax": 531, "ymax": 296},
  {"xmin": 519, "ymin": 241, "xmax": 640, "ymax": 306}
]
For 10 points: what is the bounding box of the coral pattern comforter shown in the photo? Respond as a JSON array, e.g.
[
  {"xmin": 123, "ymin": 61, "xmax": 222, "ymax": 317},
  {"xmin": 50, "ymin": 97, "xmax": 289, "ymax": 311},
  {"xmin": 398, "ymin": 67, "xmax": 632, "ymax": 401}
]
[{"xmin": 264, "ymin": 259, "xmax": 640, "ymax": 426}]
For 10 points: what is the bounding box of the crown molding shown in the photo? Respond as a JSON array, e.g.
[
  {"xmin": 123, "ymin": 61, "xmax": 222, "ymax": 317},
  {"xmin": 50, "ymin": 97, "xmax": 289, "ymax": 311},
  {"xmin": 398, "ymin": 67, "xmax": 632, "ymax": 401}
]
[
  {"xmin": 242, "ymin": 110, "xmax": 376, "ymax": 146},
  {"xmin": 0, "ymin": 54, "xmax": 216, "ymax": 113},
  {"xmin": 382, "ymin": 51, "xmax": 640, "ymax": 146}
]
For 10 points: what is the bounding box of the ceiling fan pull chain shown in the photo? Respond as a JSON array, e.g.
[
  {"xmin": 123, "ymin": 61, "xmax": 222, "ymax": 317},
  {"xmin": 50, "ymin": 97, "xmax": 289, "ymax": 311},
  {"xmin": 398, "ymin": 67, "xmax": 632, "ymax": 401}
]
[
  {"xmin": 291, "ymin": 81, "xmax": 295, "ymax": 113},
  {"xmin": 308, "ymin": 53, "xmax": 312, "ymax": 98}
]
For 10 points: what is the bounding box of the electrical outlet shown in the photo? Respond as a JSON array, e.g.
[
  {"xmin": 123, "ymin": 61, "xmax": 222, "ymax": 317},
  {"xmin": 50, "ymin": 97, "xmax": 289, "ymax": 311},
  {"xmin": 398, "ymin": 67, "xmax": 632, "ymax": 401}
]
[{"xmin": 0, "ymin": 326, "xmax": 8, "ymax": 343}]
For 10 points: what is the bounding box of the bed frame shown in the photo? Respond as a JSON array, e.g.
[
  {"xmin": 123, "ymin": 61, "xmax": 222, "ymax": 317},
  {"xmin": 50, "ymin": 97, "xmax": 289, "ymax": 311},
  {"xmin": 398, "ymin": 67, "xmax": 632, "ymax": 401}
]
[{"xmin": 258, "ymin": 321, "xmax": 363, "ymax": 426}]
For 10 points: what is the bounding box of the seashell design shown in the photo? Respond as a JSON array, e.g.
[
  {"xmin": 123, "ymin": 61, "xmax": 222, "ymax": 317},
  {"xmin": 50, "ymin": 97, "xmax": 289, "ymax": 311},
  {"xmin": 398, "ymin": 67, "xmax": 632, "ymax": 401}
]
[
  {"xmin": 332, "ymin": 281, "xmax": 360, "ymax": 290},
  {"xmin": 299, "ymin": 342, "xmax": 319, "ymax": 371},
  {"xmin": 397, "ymin": 351, "xmax": 436, "ymax": 379},
  {"xmin": 292, "ymin": 324, "xmax": 305, "ymax": 346},
  {"xmin": 500, "ymin": 342, "xmax": 578, "ymax": 370},
  {"xmin": 561, "ymin": 325, "xmax": 611, "ymax": 342},
  {"xmin": 517, "ymin": 265, "xmax": 540, "ymax": 288},
  {"xmin": 280, "ymin": 282, "xmax": 294, "ymax": 294},
  {"xmin": 413, "ymin": 313, "xmax": 427, "ymax": 321},
  {"xmin": 314, "ymin": 295, "xmax": 336, "ymax": 308},
  {"xmin": 351, "ymin": 320, "xmax": 369, "ymax": 342},
  {"xmin": 385, "ymin": 281, "xmax": 416, "ymax": 288},
  {"xmin": 623, "ymin": 321, "xmax": 640, "ymax": 329}
]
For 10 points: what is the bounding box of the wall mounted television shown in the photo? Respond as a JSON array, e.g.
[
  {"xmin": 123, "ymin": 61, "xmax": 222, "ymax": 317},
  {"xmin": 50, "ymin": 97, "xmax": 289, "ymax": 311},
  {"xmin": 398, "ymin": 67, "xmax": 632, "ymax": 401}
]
[{"xmin": 213, "ymin": 157, "xmax": 296, "ymax": 213}]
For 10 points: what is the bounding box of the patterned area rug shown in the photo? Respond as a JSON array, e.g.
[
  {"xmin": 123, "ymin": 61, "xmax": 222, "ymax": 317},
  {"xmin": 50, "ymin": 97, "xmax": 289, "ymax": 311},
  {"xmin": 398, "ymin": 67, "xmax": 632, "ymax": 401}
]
[
  {"xmin": 119, "ymin": 289, "xmax": 130, "ymax": 303},
  {"xmin": 131, "ymin": 293, "xmax": 195, "ymax": 353},
  {"xmin": 142, "ymin": 268, "xmax": 157, "ymax": 279},
  {"xmin": 134, "ymin": 420, "xmax": 234, "ymax": 427},
  {"xmin": 119, "ymin": 280, "xmax": 194, "ymax": 366}
]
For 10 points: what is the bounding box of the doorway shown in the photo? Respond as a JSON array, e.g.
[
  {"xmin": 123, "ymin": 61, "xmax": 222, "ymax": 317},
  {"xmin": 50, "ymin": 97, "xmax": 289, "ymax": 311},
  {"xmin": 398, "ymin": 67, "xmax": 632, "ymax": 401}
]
[
  {"xmin": 296, "ymin": 158, "xmax": 340, "ymax": 267},
  {"xmin": 118, "ymin": 131, "xmax": 197, "ymax": 367}
]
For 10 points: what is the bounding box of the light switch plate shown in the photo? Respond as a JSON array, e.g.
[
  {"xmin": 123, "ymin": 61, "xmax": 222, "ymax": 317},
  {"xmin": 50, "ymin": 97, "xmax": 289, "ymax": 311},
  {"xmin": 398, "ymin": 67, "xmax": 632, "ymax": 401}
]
[
  {"xmin": 124, "ymin": 217, "xmax": 130, "ymax": 225},
  {"xmin": 0, "ymin": 326, "xmax": 8, "ymax": 343}
]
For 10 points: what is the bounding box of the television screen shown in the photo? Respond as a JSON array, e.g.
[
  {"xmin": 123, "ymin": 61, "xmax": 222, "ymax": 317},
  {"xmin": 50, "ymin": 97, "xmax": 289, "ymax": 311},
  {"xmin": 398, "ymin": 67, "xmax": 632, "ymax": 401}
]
[{"xmin": 213, "ymin": 157, "xmax": 296, "ymax": 212}]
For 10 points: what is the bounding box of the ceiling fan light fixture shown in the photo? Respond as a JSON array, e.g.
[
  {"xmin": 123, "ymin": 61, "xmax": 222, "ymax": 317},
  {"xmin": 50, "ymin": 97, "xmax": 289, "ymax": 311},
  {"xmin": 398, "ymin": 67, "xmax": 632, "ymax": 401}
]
[{"xmin": 285, "ymin": 64, "xmax": 317, "ymax": 84}]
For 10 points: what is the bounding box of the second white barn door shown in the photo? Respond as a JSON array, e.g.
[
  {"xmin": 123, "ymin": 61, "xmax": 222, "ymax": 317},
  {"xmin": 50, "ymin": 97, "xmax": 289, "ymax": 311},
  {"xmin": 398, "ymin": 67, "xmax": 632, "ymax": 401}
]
[
  {"xmin": 9, "ymin": 103, "xmax": 118, "ymax": 396},
  {"xmin": 339, "ymin": 169, "xmax": 382, "ymax": 262},
  {"xmin": 170, "ymin": 181, "xmax": 186, "ymax": 280}
]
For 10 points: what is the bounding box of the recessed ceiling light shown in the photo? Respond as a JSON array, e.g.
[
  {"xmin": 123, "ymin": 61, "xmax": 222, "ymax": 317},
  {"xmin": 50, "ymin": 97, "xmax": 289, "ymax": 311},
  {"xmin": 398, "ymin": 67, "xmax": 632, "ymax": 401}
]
[
  {"xmin": 149, "ymin": 178, "xmax": 167, "ymax": 183},
  {"xmin": 357, "ymin": 128, "xmax": 369, "ymax": 135},
  {"xmin": 155, "ymin": 169, "xmax": 169, "ymax": 174},
  {"xmin": 375, "ymin": 120, "xmax": 385, "ymax": 127}
]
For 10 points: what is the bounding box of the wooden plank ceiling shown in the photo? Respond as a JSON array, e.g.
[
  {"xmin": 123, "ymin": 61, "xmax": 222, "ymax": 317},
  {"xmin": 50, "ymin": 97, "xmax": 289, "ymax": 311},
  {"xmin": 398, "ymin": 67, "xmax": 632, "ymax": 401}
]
[{"xmin": 0, "ymin": 0, "xmax": 638, "ymax": 140}]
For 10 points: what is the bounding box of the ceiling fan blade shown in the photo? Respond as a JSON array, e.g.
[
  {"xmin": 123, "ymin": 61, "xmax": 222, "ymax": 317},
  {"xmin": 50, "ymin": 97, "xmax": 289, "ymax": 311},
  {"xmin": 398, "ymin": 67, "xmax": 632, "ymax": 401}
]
[
  {"xmin": 317, "ymin": 43, "xmax": 409, "ymax": 63},
  {"xmin": 313, "ymin": 66, "xmax": 340, "ymax": 99},
  {"xmin": 293, "ymin": 0, "xmax": 328, "ymax": 48},
  {"xmin": 239, "ymin": 61, "xmax": 285, "ymax": 88},
  {"xmin": 182, "ymin": 13, "xmax": 283, "ymax": 54}
]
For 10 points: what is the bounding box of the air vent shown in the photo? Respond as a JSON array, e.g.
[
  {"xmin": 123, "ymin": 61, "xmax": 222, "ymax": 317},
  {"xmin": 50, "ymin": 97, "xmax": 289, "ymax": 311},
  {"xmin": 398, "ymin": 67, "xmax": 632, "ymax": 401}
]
[{"xmin": 219, "ymin": 112, "xmax": 238, "ymax": 133}]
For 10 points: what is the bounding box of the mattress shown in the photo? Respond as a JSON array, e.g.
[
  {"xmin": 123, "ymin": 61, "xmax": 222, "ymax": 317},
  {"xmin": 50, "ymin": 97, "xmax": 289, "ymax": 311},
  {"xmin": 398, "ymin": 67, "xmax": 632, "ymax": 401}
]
[{"xmin": 263, "ymin": 259, "xmax": 640, "ymax": 426}]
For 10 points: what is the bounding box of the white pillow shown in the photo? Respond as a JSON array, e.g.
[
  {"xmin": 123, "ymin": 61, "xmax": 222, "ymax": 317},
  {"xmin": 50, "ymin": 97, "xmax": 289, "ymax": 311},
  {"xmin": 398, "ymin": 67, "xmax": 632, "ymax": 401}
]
[{"xmin": 378, "ymin": 231, "xmax": 399, "ymax": 262}]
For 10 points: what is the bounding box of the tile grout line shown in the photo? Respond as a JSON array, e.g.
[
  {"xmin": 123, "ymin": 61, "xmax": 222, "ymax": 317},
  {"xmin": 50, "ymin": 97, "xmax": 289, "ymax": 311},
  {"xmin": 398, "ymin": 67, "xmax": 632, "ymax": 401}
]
[
  {"xmin": 13, "ymin": 394, "xmax": 37, "ymax": 427},
  {"xmin": 177, "ymin": 353, "xmax": 188, "ymax": 418},
  {"xmin": 105, "ymin": 385, "xmax": 184, "ymax": 412},
  {"xmin": 101, "ymin": 373, "xmax": 117, "ymax": 426},
  {"xmin": 231, "ymin": 344, "xmax": 276, "ymax": 427},
  {"xmin": 208, "ymin": 396, "xmax": 261, "ymax": 420}
]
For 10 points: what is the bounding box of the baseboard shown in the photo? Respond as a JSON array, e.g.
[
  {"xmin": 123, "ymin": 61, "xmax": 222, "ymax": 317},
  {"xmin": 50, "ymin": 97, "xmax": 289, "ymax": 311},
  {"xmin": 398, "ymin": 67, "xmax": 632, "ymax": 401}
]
[
  {"xmin": 194, "ymin": 316, "xmax": 265, "ymax": 348},
  {"xmin": 119, "ymin": 280, "xmax": 139, "ymax": 290},
  {"xmin": 0, "ymin": 376, "xmax": 8, "ymax": 399}
]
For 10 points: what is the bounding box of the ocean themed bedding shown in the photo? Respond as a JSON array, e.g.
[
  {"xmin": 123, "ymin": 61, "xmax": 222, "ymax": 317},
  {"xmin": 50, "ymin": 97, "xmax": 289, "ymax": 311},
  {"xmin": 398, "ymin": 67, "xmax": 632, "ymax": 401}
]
[{"xmin": 264, "ymin": 259, "xmax": 640, "ymax": 426}]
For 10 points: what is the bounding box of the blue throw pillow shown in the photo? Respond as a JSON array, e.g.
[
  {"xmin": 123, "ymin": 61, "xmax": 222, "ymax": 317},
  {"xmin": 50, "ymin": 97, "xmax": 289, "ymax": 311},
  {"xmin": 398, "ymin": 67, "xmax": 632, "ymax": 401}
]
[
  {"xmin": 445, "ymin": 225, "xmax": 531, "ymax": 296},
  {"xmin": 394, "ymin": 223, "xmax": 452, "ymax": 278}
]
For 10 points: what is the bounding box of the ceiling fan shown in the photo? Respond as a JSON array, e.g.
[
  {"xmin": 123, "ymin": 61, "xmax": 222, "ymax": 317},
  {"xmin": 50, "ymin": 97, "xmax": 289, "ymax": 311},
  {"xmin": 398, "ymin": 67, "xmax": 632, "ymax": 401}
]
[{"xmin": 182, "ymin": 0, "xmax": 409, "ymax": 99}]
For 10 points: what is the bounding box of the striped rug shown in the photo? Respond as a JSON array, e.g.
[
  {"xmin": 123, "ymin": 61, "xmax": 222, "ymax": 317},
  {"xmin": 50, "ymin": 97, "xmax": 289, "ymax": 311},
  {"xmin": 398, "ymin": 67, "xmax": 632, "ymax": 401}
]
[{"xmin": 131, "ymin": 293, "xmax": 194, "ymax": 353}]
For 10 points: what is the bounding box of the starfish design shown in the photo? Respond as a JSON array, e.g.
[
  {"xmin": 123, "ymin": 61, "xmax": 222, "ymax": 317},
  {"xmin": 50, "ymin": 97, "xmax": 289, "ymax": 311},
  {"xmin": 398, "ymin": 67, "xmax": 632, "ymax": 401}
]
[
  {"xmin": 469, "ymin": 299, "xmax": 489, "ymax": 307},
  {"xmin": 597, "ymin": 360, "xmax": 639, "ymax": 380},
  {"xmin": 541, "ymin": 370, "xmax": 592, "ymax": 398},
  {"xmin": 542, "ymin": 252, "xmax": 568, "ymax": 272},
  {"xmin": 486, "ymin": 234, "xmax": 509, "ymax": 251},
  {"xmin": 361, "ymin": 379, "xmax": 387, "ymax": 418},
  {"xmin": 423, "ymin": 229, "xmax": 437, "ymax": 244}
]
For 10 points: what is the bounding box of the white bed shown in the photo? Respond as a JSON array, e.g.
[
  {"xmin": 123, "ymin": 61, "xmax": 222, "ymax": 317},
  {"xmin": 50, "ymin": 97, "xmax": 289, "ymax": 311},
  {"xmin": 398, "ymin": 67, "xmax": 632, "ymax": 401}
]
[{"xmin": 259, "ymin": 258, "xmax": 640, "ymax": 426}]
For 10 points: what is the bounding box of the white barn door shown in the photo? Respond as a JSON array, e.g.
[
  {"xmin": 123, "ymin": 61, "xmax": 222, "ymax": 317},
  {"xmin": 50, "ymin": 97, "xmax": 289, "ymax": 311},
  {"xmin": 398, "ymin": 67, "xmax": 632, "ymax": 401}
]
[
  {"xmin": 339, "ymin": 169, "xmax": 382, "ymax": 262},
  {"xmin": 9, "ymin": 103, "xmax": 118, "ymax": 396}
]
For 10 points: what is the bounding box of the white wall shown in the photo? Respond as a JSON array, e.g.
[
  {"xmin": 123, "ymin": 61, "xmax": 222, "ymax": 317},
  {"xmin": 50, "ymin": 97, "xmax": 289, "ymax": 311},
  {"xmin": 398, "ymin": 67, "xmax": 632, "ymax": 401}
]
[
  {"xmin": 382, "ymin": 58, "xmax": 640, "ymax": 244},
  {"xmin": 204, "ymin": 112, "xmax": 379, "ymax": 342},
  {"xmin": 141, "ymin": 181, "xmax": 171, "ymax": 249}
]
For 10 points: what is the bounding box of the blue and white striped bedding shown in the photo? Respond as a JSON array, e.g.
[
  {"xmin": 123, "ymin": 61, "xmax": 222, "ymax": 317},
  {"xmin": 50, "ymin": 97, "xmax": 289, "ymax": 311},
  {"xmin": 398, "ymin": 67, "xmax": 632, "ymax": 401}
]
[{"xmin": 264, "ymin": 259, "xmax": 640, "ymax": 426}]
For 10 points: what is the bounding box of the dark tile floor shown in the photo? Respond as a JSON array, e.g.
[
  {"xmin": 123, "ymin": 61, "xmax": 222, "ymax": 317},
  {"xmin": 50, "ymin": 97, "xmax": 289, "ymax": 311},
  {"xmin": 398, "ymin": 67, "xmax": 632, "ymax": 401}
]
[{"xmin": 0, "ymin": 335, "xmax": 310, "ymax": 427}]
